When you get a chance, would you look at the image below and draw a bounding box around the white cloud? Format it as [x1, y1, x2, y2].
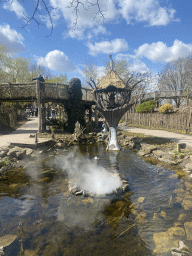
[135, 40, 192, 62]
[118, 0, 177, 26]
[129, 59, 149, 73]
[115, 53, 149, 73]
[3, 0, 26, 19]
[0, 24, 25, 52]
[88, 39, 128, 56]
[50, 0, 117, 39]
[46, 0, 177, 39]
[37, 50, 76, 73]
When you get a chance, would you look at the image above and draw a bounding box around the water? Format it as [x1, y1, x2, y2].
[0, 144, 192, 255]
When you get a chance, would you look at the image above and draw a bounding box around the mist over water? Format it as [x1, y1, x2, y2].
[56, 149, 122, 195]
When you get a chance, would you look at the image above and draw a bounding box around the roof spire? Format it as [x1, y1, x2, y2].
[109, 55, 114, 71]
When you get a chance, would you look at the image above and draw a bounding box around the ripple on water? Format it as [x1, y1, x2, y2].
[0, 146, 192, 255]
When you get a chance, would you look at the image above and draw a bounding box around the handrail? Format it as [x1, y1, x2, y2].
[0, 82, 95, 102]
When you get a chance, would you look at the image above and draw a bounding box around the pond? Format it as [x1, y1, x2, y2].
[0, 144, 192, 255]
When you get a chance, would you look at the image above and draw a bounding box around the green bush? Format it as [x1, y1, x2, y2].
[158, 103, 173, 114]
[136, 100, 156, 113]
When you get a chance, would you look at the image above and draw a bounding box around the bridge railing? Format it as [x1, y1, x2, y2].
[0, 82, 95, 102]
[82, 88, 94, 101]
[0, 82, 37, 100]
[43, 82, 69, 100]
[143, 89, 192, 101]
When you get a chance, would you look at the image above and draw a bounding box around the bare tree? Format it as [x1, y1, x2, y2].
[158, 57, 192, 108]
[1, 0, 106, 35]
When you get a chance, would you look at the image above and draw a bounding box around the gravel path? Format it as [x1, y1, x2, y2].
[118, 124, 192, 149]
[0, 117, 48, 148]
[1, 118, 192, 149]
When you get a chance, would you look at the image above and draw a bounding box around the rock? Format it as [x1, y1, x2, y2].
[24, 250, 38, 256]
[171, 241, 189, 255]
[160, 210, 167, 218]
[133, 143, 141, 150]
[56, 142, 64, 148]
[171, 252, 183, 256]
[7, 148, 18, 158]
[145, 145, 157, 154]
[16, 148, 26, 160]
[136, 212, 147, 224]
[153, 150, 166, 158]
[174, 222, 182, 227]
[137, 150, 146, 156]
[178, 214, 188, 222]
[178, 240, 189, 252]
[153, 231, 179, 254]
[153, 213, 160, 220]
[75, 190, 84, 196]
[176, 197, 183, 203]
[137, 197, 145, 203]
[167, 227, 185, 237]
[158, 158, 177, 165]
[184, 163, 192, 172]
[185, 181, 192, 190]
[25, 148, 33, 157]
[0, 234, 17, 249]
[0, 150, 8, 158]
[0, 164, 11, 175]
[131, 137, 142, 144]
[184, 222, 192, 240]
[182, 199, 192, 210]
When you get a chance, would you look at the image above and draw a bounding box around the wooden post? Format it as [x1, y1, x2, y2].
[95, 108, 98, 128]
[42, 101, 46, 132]
[8, 82, 12, 99]
[89, 106, 92, 121]
[56, 83, 58, 99]
[36, 80, 42, 133]
[187, 88, 189, 106]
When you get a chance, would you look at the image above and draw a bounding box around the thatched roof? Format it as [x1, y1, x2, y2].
[96, 70, 126, 90]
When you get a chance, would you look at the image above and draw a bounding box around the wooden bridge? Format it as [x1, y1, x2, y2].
[0, 81, 94, 102]
[0, 81, 95, 132]
[143, 89, 191, 103]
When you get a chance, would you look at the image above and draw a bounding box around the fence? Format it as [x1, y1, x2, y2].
[123, 112, 192, 132]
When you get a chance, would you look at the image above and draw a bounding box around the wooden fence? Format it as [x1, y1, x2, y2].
[123, 112, 192, 132]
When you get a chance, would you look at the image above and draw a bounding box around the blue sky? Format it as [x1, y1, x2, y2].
[1, 0, 192, 85]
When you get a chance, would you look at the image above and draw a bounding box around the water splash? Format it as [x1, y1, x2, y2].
[56, 149, 122, 195]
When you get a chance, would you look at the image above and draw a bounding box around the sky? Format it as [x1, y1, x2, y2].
[1, 0, 192, 86]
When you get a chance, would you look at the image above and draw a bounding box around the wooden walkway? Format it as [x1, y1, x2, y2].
[0, 81, 95, 133]
[0, 81, 94, 102]
[143, 89, 191, 102]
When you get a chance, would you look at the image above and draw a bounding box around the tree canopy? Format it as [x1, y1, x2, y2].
[0, 44, 67, 84]
[158, 56, 192, 107]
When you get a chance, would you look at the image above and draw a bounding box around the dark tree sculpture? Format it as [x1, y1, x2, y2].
[87, 56, 142, 150]
[66, 78, 85, 133]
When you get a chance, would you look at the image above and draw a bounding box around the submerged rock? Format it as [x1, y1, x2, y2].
[184, 222, 192, 240]
[153, 231, 179, 254]
[0, 234, 17, 254]
[171, 240, 189, 255]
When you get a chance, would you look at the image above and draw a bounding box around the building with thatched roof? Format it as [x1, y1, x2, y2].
[96, 69, 127, 92]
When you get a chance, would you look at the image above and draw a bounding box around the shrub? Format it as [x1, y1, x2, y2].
[158, 103, 173, 114]
[136, 100, 156, 113]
